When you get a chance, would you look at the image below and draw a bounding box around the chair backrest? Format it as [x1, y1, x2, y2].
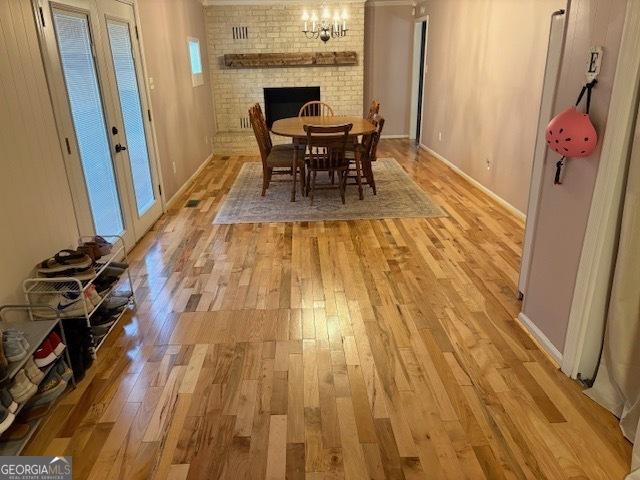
[253, 103, 273, 149]
[299, 101, 334, 118]
[362, 115, 385, 162]
[366, 100, 380, 121]
[249, 104, 271, 165]
[303, 123, 353, 169]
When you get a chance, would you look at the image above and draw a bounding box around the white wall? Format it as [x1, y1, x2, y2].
[0, 0, 79, 305]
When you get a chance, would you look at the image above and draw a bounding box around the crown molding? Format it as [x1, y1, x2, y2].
[203, 0, 367, 5]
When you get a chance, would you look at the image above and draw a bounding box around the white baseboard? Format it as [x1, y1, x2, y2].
[381, 134, 410, 139]
[517, 312, 563, 366]
[164, 152, 213, 210]
[418, 144, 526, 222]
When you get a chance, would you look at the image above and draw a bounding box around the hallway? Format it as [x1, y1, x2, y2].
[24, 140, 631, 479]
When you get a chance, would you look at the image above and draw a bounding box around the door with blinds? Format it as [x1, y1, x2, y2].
[36, 0, 162, 250]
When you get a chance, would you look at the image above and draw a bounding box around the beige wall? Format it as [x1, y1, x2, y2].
[417, 0, 565, 213]
[0, 0, 79, 304]
[137, 0, 215, 201]
[522, 0, 627, 352]
[364, 4, 414, 137]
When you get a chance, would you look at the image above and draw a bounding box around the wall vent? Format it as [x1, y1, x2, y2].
[240, 117, 251, 129]
[232, 26, 249, 40]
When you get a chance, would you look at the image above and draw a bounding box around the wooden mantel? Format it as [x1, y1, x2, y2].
[223, 51, 358, 68]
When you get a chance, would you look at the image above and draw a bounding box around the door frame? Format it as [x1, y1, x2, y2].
[561, 0, 640, 380]
[31, 0, 166, 249]
[409, 15, 428, 144]
[517, 8, 568, 298]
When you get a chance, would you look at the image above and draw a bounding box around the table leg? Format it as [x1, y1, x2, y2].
[354, 148, 364, 200]
[291, 145, 298, 202]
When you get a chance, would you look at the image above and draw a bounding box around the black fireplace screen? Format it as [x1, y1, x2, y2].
[263, 87, 320, 128]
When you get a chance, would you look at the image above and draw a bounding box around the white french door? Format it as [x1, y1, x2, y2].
[36, 0, 162, 250]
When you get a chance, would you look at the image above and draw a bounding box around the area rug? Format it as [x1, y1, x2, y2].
[214, 158, 446, 224]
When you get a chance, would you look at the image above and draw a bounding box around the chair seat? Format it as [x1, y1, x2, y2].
[266, 148, 297, 168]
[272, 143, 295, 152]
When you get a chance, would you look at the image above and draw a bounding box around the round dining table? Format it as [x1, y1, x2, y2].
[271, 116, 376, 201]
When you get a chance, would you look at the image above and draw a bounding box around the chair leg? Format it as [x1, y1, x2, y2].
[291, 148, 298, 202]
[354, 150, 364, 200]
[262, 167, 272, 196]
[339, 171, 346, 204]
[310, 170, 317, 205]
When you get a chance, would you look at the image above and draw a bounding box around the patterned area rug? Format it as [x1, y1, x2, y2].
[214, 158, 446, 224]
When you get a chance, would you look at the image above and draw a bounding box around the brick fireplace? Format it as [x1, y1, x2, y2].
[204, 1, 365, 154]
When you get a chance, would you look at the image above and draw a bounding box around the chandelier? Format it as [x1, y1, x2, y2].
[301, 4, 348, 43]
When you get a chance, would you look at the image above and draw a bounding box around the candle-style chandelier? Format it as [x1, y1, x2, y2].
[301, 4, 348, 43]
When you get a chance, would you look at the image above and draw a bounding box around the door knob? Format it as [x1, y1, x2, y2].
[115, 143, 127, 153]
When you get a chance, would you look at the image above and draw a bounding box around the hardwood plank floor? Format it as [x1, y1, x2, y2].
[26, 140, 631, 479]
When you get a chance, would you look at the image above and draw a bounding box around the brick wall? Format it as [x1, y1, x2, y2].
[205, 2, 365, 139]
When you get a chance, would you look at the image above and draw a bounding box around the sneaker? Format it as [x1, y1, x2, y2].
[78, 236, 112, 261]
[0, 404, 15, 436]
[4, 330, 30, 351]
[91, 324, 114, 337]
[35, 290, 88, 318]
[34, 340, 57, 368]
[0, 388, 18, 414]
[28, 372, 67, 407]
[9, 370, 37, 404]
[47, 332, 66, 357]
[0, 421, 30, 441]
[54, 361, 73, 384]
[24, 357, 44, 384]
[85, 285, 102, 307]
[2, 333, 28, 363]
[100, 296, 129, 313]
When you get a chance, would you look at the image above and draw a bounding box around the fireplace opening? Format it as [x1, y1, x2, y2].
[264, 87, 320, 129]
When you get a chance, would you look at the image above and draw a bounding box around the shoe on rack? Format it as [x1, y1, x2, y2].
[0, 404, 16, 436]
[4, 329, 30, 351]
[28, 371, 67, 407]
[91, 312, 118, 327]
[100, 296, 130, 313]
[35, 290, 88, 319]
[0, 388, 18, 414]
[85, 285, 102, 307]
[78, 236, 112, 261]
[37, 249, 94, 278]
[2, 332, 28, 363]
[108, 261, 128, 270]
[9, 370, 37, 404]
[54, 360, 73, 384]
[34, 340, 57, 368]
[24, 357, 45, 384]
[91, 324, 114, 338]
[46, 332, 66, 357]
[0, 421, 30, 441]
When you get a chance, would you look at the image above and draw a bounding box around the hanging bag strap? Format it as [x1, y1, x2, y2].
[575, 79, 598, 114]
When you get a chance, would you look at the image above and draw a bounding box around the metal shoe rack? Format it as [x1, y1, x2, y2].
[22, 235, 136, 356]
[0, 305, 76, 455]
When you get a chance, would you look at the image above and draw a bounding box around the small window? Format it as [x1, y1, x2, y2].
[188, 37, 203, 86]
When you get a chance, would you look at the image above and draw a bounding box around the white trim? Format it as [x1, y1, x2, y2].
[561, 0, 640, 379]
[165, 153, 213, 209]
[381, 134, 409, 139]
[204, 0, 366, 5]
[518, 313, 563, 365]
[419, 144, 526, 221]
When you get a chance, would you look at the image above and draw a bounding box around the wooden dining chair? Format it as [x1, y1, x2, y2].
[249, 104, 304, 196]
[366, 100, 380, 121]
[252, 103, 295, 153]
[303, 123, 353, 205]
[299, 101, 334, 118]
[346, 115, 385, 195]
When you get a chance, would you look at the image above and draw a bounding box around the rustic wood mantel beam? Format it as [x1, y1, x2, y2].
[223, 51, 358, 68]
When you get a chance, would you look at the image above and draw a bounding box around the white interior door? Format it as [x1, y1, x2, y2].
[36, 0, 162, 250]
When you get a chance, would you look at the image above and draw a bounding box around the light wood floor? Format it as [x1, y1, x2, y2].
[26, 140, 631, 479]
